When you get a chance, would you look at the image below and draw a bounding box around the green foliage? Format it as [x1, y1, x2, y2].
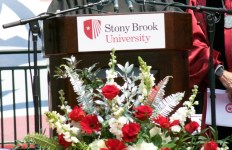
[24, 133, 63, 150]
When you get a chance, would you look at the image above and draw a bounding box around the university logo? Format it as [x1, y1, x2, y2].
[83, 19, 101, 39]
[225, 103, 232, 113]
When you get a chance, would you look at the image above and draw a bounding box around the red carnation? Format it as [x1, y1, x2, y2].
[184, 121, 199, 134]
[134, 105, 153, 120]
[58, 134, 72, 149]
[102, 84, 119, 100]
[153, 115, 180, 130]
[203, 141, 218, 150]
[69, 106, 86, 122]
[100, 139, 127, 150]
[80, 114, 101, 134]
[122, 122, 140, 142]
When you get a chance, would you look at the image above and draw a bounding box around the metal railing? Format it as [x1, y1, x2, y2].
[0, 51, 49, 148]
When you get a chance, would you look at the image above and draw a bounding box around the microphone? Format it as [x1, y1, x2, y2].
[100, 0, 111, 4]
[126, 0, 134, 12]
[113, 0, 119, 12]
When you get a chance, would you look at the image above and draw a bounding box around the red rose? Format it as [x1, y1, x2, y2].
[69, 106, 86, 122]
[80, 114, 101, 134]
[160, 148, 171, 150]
[203, 141, 218, 150]
[100, 139, 127, 150]
[58, 134, 72, 149]
[122, 122, 140, 142]
[102, 84, 119, 100]
[184, 121, 199, 134]
[153, 115, 179, 130]
[134, 105, 153, 120]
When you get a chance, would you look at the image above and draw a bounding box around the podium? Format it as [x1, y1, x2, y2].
[42, 12, 192, 111]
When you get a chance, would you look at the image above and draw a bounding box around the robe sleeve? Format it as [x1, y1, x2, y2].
[187, 0, 222, 89]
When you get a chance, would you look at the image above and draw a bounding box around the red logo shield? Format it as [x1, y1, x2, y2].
[83, 19, 101, 39]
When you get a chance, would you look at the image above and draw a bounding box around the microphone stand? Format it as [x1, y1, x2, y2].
[136, 0, 232, 128]
[2, 0, 111, 133]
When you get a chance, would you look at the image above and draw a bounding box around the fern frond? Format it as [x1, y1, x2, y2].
[152, 76, 173, 104]
[25, 133, 62, 150]
[155, 92, 185, 117]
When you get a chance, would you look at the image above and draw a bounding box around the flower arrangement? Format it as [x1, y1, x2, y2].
[24, 50, 232, 150]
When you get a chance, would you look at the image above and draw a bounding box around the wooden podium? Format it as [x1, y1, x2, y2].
[42, 12, 192, 111]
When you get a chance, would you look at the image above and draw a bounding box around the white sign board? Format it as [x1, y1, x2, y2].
[77, 13, 165, 52]
[206, 89, 232, 127]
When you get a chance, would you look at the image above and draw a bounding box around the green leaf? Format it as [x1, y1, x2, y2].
[151, 134, 162, 147]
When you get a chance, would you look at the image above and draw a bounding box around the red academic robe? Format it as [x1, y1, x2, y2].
[187, 0, 232, 128]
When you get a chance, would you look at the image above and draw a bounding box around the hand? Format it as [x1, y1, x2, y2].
[219, 70, 232, 101]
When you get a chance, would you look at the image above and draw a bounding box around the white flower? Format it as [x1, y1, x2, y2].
[106, 69, 117, 83]
[63, 124, 71, 131]
[113, 107, 124, 117]
[218, 145, 229, 150]
[63, 132, 71, 142]
[171, 125, 181, 133]
[127, 141, 158, 150]
[71, 136, 79, 143]
[60, 115, 67, 122]
[127, 145, 137, 150]
[149, 127, 171, 144]
[89, 139, 106, 150]
[183, 101, 191, 107]
[118, 116, 129, 125]
[170, 107, 188, 125]
[149, 126, 161, 137]
[139, 141, 158, 150]
[109, 116, 129, 139]
[70, 126, 80, 135]
[194, 101, 199, 105]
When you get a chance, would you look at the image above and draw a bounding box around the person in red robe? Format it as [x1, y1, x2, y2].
[187, 0, 232, 148]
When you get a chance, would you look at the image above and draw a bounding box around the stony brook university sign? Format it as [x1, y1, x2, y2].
[77, 13, 165, 52]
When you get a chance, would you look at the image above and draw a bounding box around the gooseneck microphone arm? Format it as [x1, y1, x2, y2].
[2, 0, 111, 29]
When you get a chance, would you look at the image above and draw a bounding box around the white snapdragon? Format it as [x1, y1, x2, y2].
[89, 139, 106, 150]
[109, 116, 129, 140]
[170, 107, 188, 125]
[70, 126, 80, 135]
[60, 104, 72, 113]
[113, 107, 124, 117]
[106, 69, 117, 84]
[55, 122, 64, 134]
[149, 126, 162, 137]
[127, 141, 158, 150]
[59, 124, 80, 143]
[194, 101, 199, 105]
[59, 115, 67, 122]
[63, 132, 71, 142]
[45, 111, 66, 129]
[70, 136, 79, 143]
